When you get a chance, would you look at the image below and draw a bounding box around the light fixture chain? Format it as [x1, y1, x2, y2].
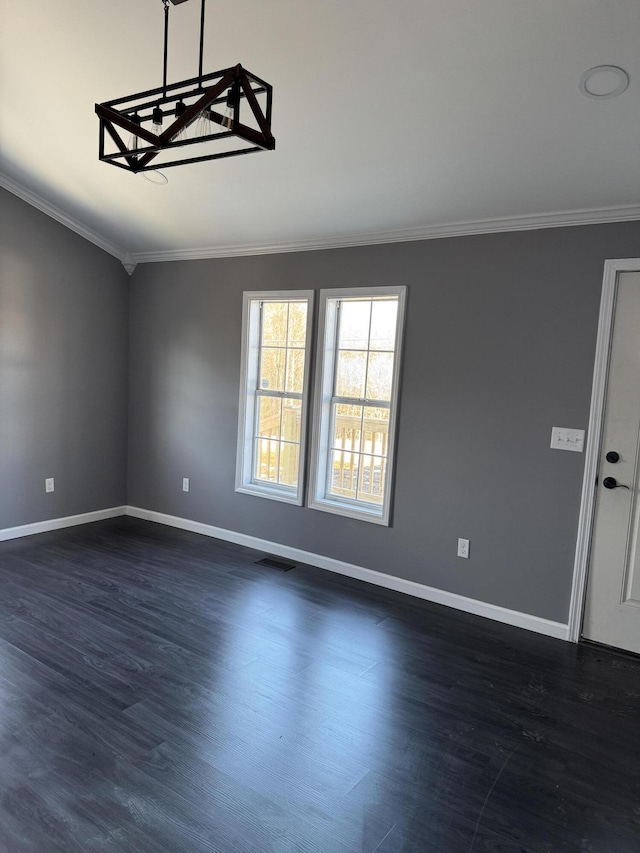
[198, 0, 207, 84]
[163, 0, 170, 97]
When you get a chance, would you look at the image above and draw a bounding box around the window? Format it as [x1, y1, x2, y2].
[308, 286, 406, 525]
[236, 291, 314, 504]
[236, 285, 406, 524]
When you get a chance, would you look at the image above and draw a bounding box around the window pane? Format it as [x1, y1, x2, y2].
[254, 436, 280, 482]
[256, 396, 282, 437]
[260, 347, 285, 392]
[282, 398, 302, 443]
[262, 302, 288, 346]
[370, 299, 398, 351]
[366, 351, 394, 401]
[329, 449, 358, 499]
[328, 449, 386, 503]
[285, 348, 305, 394]
[358, 455, 386, 504]
[279, 442, 300, 487]
[332, 403, 362, 453]
[287, 302, 308, 348]
[363, 407, 389, 457]
[338, 300, 371, 350]
[336, 350, 366, 398]
[254, 397, 301, 487]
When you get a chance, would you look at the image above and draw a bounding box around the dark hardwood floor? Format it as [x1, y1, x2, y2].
[0, 518, 638, 852]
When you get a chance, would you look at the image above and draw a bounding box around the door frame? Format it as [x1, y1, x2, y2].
[568, 258, 640, 643]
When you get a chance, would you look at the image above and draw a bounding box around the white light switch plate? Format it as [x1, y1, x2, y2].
[550, 427, 585, 452]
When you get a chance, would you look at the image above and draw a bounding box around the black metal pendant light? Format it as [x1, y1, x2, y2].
[95, 0, 275, 174]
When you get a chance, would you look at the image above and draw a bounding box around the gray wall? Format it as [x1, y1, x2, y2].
[0, 188, 129, 528]
[4, 184, 637, 624]
[128, 222, 640, 624]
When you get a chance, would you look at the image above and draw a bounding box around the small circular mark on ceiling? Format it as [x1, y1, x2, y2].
[579, 65, 629, 99]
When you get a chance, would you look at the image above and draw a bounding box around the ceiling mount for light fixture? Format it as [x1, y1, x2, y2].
[579, 65, 630, 99]
[95, 0, 275, 174]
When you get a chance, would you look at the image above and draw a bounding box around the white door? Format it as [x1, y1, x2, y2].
[583, 270, 640, 654]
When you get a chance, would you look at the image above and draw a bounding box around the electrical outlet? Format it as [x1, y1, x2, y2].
[45, 477, 55, 493]
[182, 477, 190, 492]
[457, 538, 469, 559]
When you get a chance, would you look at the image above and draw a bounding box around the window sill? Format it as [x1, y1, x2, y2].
[308, 496, 390, 525]
[236, 483, 303, 506]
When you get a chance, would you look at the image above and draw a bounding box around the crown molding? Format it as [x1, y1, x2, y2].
[2, 170, 638, 268]
[0, 173, 126, 264]
[131, 204, 640, 264]
[121, 254, 138, 276]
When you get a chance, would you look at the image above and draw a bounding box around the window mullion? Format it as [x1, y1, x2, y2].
[356, 301, 375, 502]
[331, 301, 342, 399]
[250, 301, 264, 486]
[283, 301, 291, 395]
[361, 300, 373, 402]
[326, 301, 342, 498]
[255, 301, 264, 393]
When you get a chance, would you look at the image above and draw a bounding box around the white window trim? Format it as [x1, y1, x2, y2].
[236, 290, 314, 505]
[307, 285, 406, 525]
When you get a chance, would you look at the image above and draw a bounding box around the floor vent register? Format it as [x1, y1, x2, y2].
[255, 556, 297, 572]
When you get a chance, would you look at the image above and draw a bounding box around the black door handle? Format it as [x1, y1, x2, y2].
[606, 451, 620, 463]
[603, 477, 630, 490]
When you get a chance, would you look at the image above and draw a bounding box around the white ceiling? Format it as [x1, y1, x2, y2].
[1, 0, 639, 264]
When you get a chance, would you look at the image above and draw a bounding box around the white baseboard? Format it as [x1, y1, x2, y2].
[125, 506, 570, 641]
[0, 504, 569, 641]
[0, 506, 127, 542]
